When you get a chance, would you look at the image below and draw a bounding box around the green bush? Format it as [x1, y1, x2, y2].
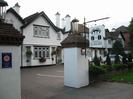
[89, 64, 106, 82]
[127, 62, 133, 69]
[112, 64, 127, 70]
[100, 64, 111, 71]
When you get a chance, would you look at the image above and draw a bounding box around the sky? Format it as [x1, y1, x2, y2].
[5, 0, 133, 30]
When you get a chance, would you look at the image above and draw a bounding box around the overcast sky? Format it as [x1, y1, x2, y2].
[5, 0, 133, 30]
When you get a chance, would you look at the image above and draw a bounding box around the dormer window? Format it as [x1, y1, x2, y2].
[33, 25, 49, 38]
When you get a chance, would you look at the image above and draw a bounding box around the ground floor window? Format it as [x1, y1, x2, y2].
[34, 46, 50, 59]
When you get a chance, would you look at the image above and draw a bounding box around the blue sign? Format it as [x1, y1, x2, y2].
[2, 53, 12, 68]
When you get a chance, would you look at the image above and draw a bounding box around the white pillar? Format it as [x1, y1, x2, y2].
[64, 47, 89, 88]
[0, 46, 21, 99]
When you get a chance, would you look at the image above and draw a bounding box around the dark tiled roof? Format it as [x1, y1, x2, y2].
[61, 33, 89, 48]
[6, 8, 24, 24]
[0, 22, 24, 45]
[105, 31, 125, 41]
[115, 26, 128, 32]
[78, 24, 89, 33]
[22, 11, 62, 32]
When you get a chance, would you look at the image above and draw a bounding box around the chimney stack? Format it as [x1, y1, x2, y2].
[55, 12, 60, 28]
[13, 2, 20, 14]
[65, 14, 71, 32]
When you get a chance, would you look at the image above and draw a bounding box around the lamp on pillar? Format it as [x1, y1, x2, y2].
[0, 0, 8, 22]
[71, 18, 79, 33]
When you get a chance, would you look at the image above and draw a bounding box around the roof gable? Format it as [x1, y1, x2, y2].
[116, 25, 128, 33]
[105, 31, 125, 41]
[22, 11, 62, 32]
[6, 8, 24, 24]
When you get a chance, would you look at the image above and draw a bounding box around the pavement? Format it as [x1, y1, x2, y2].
[21, 65, 133, 99]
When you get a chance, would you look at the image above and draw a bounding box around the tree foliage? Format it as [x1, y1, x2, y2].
[106, 53, 111, 66]
[93, 53, 100, 66]
[112, 40, 125, 56]
[128, 18, 133, 52]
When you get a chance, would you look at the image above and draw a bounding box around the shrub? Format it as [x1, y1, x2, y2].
[93, 54, 100, 66]
[127, 62, 133, 69]
[105, 54, 111, 66]
[89, 64, 106, 82]
[101, 64, 111, 71]
[112, 63, 127, 71]
[114, 55, 120, 64]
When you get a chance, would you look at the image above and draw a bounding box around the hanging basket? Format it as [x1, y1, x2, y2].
[39, 57, 46, 62]
[26, 50, 32, 57]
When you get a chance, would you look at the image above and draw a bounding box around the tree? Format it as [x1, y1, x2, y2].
[128, 18, 133, 52]
[114, 54, 120, 64]
[106, 53, 111, 66]
[112, 40, 125, 56]
[93, 52, 100, 66]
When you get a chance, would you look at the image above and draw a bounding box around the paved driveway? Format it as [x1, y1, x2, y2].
[21, 65, 133, 99]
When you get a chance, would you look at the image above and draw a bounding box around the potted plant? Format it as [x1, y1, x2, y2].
[26, 49, 32, 57]
[39, 57, 46, 62]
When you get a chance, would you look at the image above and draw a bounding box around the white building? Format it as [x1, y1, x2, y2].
[5, 3, 64, 67]
[88, 25, 125, 62]
[22, 11, 63, 66]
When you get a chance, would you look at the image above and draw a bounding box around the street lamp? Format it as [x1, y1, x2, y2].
[0, 0, 8, 22]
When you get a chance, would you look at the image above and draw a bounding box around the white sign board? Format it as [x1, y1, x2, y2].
[89, 25, 105, 48]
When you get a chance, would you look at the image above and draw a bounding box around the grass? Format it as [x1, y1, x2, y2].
[107, 71, 133, 83]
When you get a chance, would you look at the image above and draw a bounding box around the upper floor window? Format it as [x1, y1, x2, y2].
[91, 36, 94, 40]
[98, 35, 101, 40]
[33, 25, 49, 38]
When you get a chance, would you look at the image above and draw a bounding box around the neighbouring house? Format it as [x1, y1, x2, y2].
[5, 3, 24, 32]
[115, 25, 130, 53]
[5, 3, 64, 67]
[88, 25, 125, 62]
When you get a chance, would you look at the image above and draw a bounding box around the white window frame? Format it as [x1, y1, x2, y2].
[33, 25, 49, 38]
[34, 46, 50, 59]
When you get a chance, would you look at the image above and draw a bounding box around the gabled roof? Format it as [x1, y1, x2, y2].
[115, 26, 128, 33]
[105, 30, 125, 41]
[78, 24, 89, 33]
[22, 11, 62, 32]
[0, 22, 24, 45]
[6, 8, 24, 24]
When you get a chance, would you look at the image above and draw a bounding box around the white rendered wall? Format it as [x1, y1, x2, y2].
[23, 16, 62, 46]
[0, 46, 21, 99]
[64, 48, 89, 88]
[5, 12, 23, 32]
[22, 16, 63, 66]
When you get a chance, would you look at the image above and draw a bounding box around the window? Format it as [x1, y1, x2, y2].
[98, 35, 101, 40]
[33, 25, 49, 38]
[91, 36, 94, 40]
[34, 46, 50, 59]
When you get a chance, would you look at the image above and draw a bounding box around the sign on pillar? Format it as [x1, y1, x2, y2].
[2, 53, 12, 68]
